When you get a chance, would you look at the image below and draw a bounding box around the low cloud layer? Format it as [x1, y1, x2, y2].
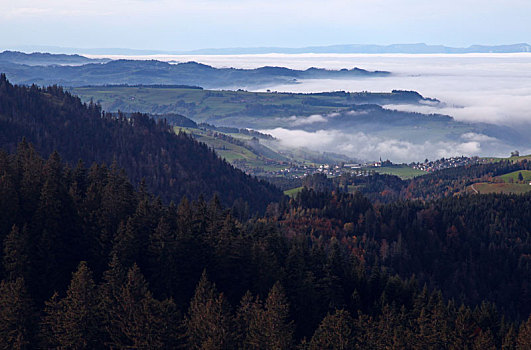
[288, 114, 327, 126]
[153, 53, 531, 127]
[262, 128, 515, 163]
[85, 53, 531, 160]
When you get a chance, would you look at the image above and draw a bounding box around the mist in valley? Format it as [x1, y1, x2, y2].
[82, 53, 531, 162]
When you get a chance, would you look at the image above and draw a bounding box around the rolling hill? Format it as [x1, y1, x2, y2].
[0, 58, 388, 89]
[0, 50, 109, 66]
[68, 85, 528, 158]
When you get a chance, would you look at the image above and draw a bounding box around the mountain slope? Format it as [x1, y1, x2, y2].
[0, 59, 388, 89]
[0, 50, 108, 66]
[0, 74, 282, 212]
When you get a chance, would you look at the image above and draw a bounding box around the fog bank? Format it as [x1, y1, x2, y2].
[262, 128, 518, 163]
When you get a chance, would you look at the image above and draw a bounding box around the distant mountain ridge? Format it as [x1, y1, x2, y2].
[182, 43, 531, 55]
[0, 50, 109, 66]
[5, 43, 531, 55]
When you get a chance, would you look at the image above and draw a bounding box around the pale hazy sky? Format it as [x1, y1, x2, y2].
[1, 0, 530, 50]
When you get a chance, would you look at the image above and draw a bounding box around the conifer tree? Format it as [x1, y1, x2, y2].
[502, 325, 517, 350]
[308, 309, 355, 350]
[247, 282, 294, 350]
[2, 225, 30, 281]
[112, 218, 140, 269]
[40, 262, 101, 349]
[99, 253, 127, 347]
[184, 271, 235, 349]
[0, 171, 18, 239]
[375, 304, 408, 349]
[473, 329, 496, 350]
[40, 292, 61, 348]
[452, 304, 475, 350]
[14, 140, 43, 223]
[517, 315, 531, 350]
[206, 194, 224, 235]
[148, 216, 178, 298]
[34, 152, 84, 298]
[235, 291, 259, 349]
[0, 278, 35, 349]
[107, 264, 177, 349]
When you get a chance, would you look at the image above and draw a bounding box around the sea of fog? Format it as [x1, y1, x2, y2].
[88, 53, 531, 161]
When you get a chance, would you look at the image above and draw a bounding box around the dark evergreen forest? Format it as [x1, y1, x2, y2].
[0, 74, 282, 214]
[0, 75, 530, 349]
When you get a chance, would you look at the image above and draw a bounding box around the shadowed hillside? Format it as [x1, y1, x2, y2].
[0, 74, 282, 213]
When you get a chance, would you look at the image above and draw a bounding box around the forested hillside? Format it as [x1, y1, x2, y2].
[0, 75, 530, 348]
[0, 74, 282, 213]
[0, 146, 530, 349]
[277, 188, 531, 320]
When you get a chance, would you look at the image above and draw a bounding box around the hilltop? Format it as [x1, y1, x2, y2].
[0, 57, 388, 89]
[0, 50, 108, 66]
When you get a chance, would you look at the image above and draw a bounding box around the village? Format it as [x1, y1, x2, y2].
[246, 159, 389, 179]
[411, 156, 481, 172]
[243, 155, 488, 179]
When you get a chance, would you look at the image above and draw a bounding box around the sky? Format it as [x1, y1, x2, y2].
[1, 0, 530, 51]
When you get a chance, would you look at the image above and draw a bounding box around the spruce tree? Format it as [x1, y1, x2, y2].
[235, 291, 259, 349]
[247, 282, 293, 350]
[148, 216, 178, 298]
[184, 271, 235, 349]
[107, 264, 177, 349]
[308, 309, 355, 350]
[14, 140, 43, 223]
[40, 262, 101, 349]
[0, 278, 35, 349]
[502, 325, 517, 350]
[2, 225, 30, 281]
[99, 253, 127, 347]
[473, 329, 496, 350]
[517, 315, 531, 350]
[0, 171, 18, 240]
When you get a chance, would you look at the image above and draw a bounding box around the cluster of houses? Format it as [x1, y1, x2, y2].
[411, 156, 480, 172]
[267, 163, 344, 178]
[242, 156, 485, 179]
[259, 161, 384, 179]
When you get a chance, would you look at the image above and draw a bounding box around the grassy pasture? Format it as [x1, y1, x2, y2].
[362, 165, 426, 179]
[471, 182, 531, 195]
[284, 186, 304, 197]
[498, 170, 531, 183]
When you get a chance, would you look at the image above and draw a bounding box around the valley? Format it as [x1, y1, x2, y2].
[3, 0, 531, 347]
[69, 85, 526, 164]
